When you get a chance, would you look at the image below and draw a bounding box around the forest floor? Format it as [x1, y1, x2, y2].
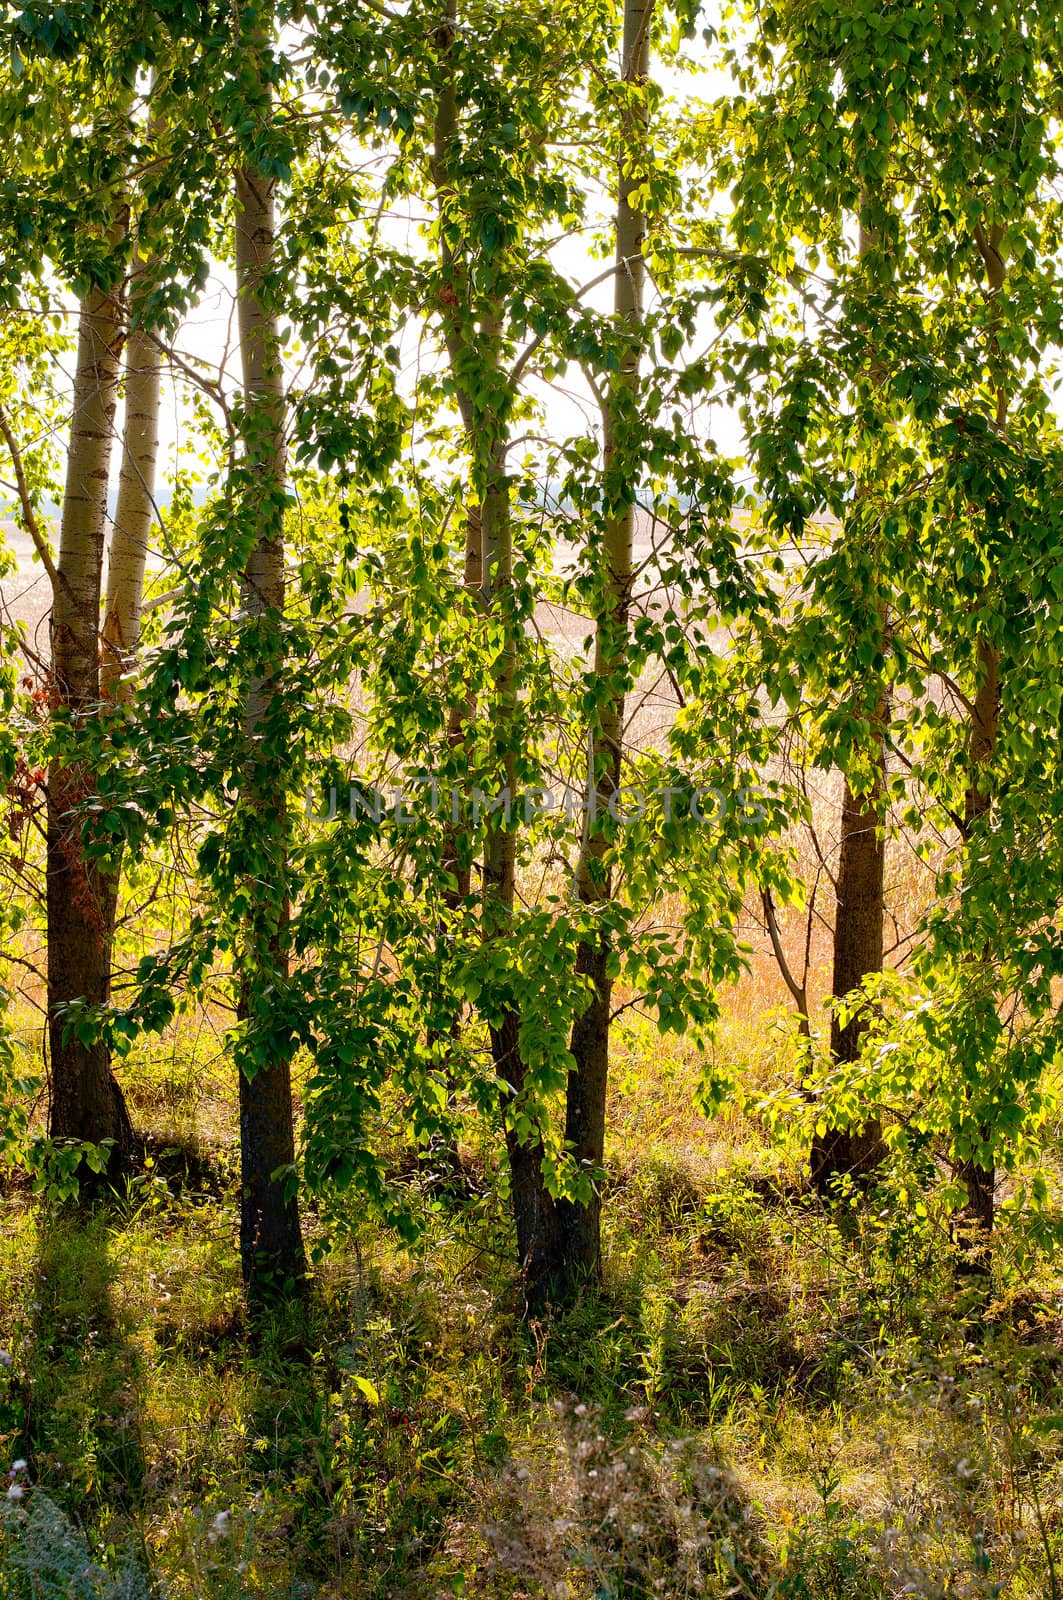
[2, 1006, 1063, 1599]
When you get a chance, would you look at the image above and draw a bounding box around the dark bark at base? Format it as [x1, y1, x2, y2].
[46, 774, 134, 1175]
[238, 1046, 306, 1307]
[556, 936, 611, 1296]
[809, 1123, 885, 1197]
[812, 771, 886, 1198]
[954, 1156, 995, 1280]
[493, 1011, 564, 1311]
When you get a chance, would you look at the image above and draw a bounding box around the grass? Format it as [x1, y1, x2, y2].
[1, 1011, 1063, 1599]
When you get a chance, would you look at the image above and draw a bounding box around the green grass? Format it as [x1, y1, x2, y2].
[1, 1021, 1063, 1599]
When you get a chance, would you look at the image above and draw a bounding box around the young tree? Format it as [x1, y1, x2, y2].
[46, 212, 138, 1161]
[723, 0, 1061, 1255]
[423, 0, 570, 1298]
[296, 0, 759, 1305]
[230, 12, 306, 1299]
[951, 223, 1006, 1256]
[0, 26, 197, 1178]
[809, 207, 890, 1199]
[557, 0, 653, 1288]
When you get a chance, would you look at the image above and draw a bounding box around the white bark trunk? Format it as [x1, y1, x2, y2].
[101, 253, 162, 703]
[48, 230, 135, 1158]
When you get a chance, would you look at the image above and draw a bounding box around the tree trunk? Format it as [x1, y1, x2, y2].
[47, 254, 135, 1167]
[954, 224, 1006, 1272]
[93, 227, 166, 1020]
[233, 126, 306, 1301]
[556, 0, 652, 1293]
[441, 502, 483, 912]
[810, 209, 888, 1199]
[423, 502, 483, 1182]
[429, 0, 563, 1303]
[480, 458, 564, 1306]
[810, 757, 887, 1195]
[431, 0, 478, 942]
[956, 635, 999, 1266]
[101, 257, 162, 703]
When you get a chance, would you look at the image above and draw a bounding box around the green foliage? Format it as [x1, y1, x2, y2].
[22, 1138, 115, 1203]
[1, 4, 1063, 1590]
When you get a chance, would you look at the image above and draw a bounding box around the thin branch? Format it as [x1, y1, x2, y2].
[141, 584, 186, 615]
[507, 260, 628, 388]
[145, 332, 236, 449]
[802, 868, 819, 992]
[352, 0, 403, 21]
[883, 733, 968, 837]
[0, 403, 61, 595]
[0, 947, 47, 985]
[761, 885, 811, 1036]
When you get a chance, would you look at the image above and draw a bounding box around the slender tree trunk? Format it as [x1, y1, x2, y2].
[429, 0, 563, 1302]
[956, 635, 999, 1261]
[556, 0, 652, 1293]
[481, 458, 565, 1305]
[441, 502, 483, 912]
[101, 260, 162, 704]
[810, 214, 888, 1198]
[47, 248, 135, 1165]
[430, 0, 478, 941]
[424, 503, 483, 1180]
[94, 230, 165, 1001]
[954, 224, 1006, 1270]
[233, 122, 305, 1301]
[810, 752, 887, 1194]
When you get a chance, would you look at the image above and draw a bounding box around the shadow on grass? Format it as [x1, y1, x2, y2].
[0, 1150, 942, 1599]
[511, 1163, 854, 1428]
[20, 1209, 147, 1515]
[4, 1194, 330, 1594]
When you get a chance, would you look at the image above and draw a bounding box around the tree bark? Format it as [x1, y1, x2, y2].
[956, 635, 999, 1264]
[556, 0, 652, 1293]
[954, 224, 1006, 1270]
[480, 454, 565, 1306]
[93, 210, 166, 1037]
[101, 255, 162, 703]
[441, 504, 482, 910]
[47, 248, 136, 1166]
[810, 213, 888, 1199]
[233, 125, 306, 1301]
[810, 759, 887, 1194]
[429, 0, 564, 1304]
[423, 501, 482, 1181]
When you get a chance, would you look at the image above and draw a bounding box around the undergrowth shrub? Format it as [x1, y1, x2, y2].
[0, 1485, 152, 1599]
[439, 1399, 768, 1598]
